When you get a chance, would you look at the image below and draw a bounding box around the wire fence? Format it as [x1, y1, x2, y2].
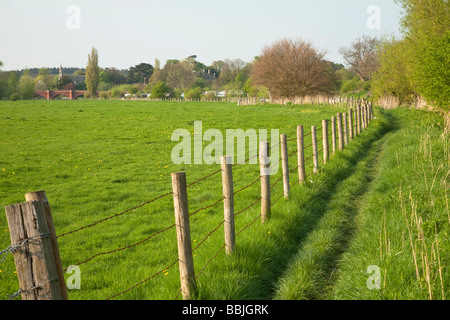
[2, 103, 374, 300]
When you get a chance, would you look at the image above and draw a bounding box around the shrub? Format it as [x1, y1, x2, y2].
[111, 87, 123, 99]
[151, 81, 171, 99]
[99, 91, 110, 100]
[9, 93, 19, 101]
[184, 87, 202, 100]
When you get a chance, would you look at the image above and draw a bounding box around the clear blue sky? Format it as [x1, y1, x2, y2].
[0, 0, 403, 71]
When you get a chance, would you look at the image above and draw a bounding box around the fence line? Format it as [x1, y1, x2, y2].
[3, 102, 374, 300]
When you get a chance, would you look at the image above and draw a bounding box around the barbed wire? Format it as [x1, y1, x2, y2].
[1, 232, 51, 264]
[287, 149, 298, 158]
[271, 173, 284, 189]
[106, 257, 179, 300]
[64, 223, 176, 271]
[233, 175, 261, 195]
[234, 197, 262, 217]
[271, 191, 285, 207]
[189, 196, 225, 218]
[57, 191, 174, 238]
[186, 169, 222, 188]
[236, 213, 262, 237]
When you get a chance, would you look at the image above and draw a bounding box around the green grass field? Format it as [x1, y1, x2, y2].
[0, 100, 448, 300]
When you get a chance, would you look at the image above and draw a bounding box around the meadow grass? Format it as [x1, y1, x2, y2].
[330, 108, 449, 300]
[269, 107, 449, 300]
[0, 99, 347, 300]
[1, 100, 446, 300]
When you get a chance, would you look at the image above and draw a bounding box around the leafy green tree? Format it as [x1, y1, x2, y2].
[372, 37, 417, 105]
[105, 68, 126, 85]
[75, 81, 87, 90]
[0, 78, 7, 99]
[7, 71, 19, 95]
[19, 69, 35, 99]
[99, 70, 111, 83]
[86, 47, 100, 97]
[184, 87, 202, 100]
[165, 59, 179, 65]
[151, 81, 171, 98]
[243, 78, 270, 98]
[393, 0, 449, 109]
[128, 63, 154, 84]
[111, 87, 124, 99]
[0, 61, 6, 98]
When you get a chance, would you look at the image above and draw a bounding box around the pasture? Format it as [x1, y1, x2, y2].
[0, 100, 448, 300]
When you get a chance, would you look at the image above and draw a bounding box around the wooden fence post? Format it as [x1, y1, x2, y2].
[260, 141, 271, 223]
[5, 200, 63, 300]
[221, 156, 235, 255]
[312, 126, 319, 174]
[171, 172, 196, 300]
[23, 191, 68, 300]
[366, 103, 370, 126]
[322, 120, 329, 163]
[370, 102, 374, 120]
[297, 125, 306, 184]
[337, 113, 344, 151]
[349, 108, 354, 141]
[280, 134, 290, 198]
[343, 112, 348, 146]
[331, 116, 336, 154]
[361, 103, 366, 130]
[357, 104, 362, 134]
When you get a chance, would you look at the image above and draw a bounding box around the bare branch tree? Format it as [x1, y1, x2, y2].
[250, 38, 335, 99]
[339, 35, 380, 81]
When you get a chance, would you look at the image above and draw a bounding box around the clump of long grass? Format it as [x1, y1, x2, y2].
[396, 187, 445, 300]
[384, 123, 449, 300]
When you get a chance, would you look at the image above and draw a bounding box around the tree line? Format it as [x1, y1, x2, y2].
[0, 0, 447, 109]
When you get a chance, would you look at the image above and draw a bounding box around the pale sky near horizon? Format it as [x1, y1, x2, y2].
[0, 0, 404, 71]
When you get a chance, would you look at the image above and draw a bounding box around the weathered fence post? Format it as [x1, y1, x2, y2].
[361, 103, 366, 130]
[5, 200, 64, 300]
[357, 104, 362, 134]
[349, 108, 354, 141]
[337, 113, 344, 151]
[343, 112, 349, 146]
[297, 125, 306, 184]
[221, 156, 235, 255]
[322, 120, 329, 163]
[260, 141, 271, 223]
[331, 116, 336, 154]
[23, 191, 68, 300]
[280, 134, 290, 198]
[366, 103, 370, 126]
[171, 172, 196, 300]
[312, 126, 319, 174]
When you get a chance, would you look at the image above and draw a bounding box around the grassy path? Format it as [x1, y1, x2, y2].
[272, 108, 449, 300]
[272, 110, 394, 300]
